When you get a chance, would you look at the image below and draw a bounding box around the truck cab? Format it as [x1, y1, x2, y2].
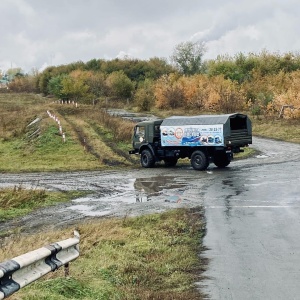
[129, 119, 163, 154]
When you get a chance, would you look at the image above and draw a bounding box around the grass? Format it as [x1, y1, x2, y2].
[252, 117, 300, 143]
[234, 145, 256, 159]
[2, 208, 207, 300]
[0, 93, 134, 172]
[0, 186, 88, 222]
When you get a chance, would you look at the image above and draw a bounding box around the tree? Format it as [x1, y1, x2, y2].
[171, 41, 206, 75]
[154, 73, 184, 109]
[106, 71, 135, 99]
[86, 72, 108, 104]
[6, 67, 23, 79]
[47, 74, 69, 99]
[85, 59, 101, 71]
[8, 75, 37, 93]
[61, 75, 90, 102]
[37, 69, 52, 95]
[134, 79, 155, 111]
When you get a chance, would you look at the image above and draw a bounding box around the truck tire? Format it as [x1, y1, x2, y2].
[191, 150, 209, 171]
[164, 158, 178, 167]
[141, 149, 155, 168]
[214, 152, 230, 168]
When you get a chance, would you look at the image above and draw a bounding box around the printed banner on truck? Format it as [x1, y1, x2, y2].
[160, 124, 224, 147]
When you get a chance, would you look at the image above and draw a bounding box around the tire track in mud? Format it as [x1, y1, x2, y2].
[55, 108, 132, 167]
[68, 117, 127, 167]
[87, 121, 138, 164]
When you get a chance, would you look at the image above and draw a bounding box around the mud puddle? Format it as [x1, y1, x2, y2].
[65, 175, 188, 217]
[0, 173, 199, 236]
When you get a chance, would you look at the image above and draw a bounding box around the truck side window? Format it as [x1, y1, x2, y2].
[135, 126, 145, 137]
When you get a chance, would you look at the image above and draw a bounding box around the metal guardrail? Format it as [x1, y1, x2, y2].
[0, 231, 80, 299]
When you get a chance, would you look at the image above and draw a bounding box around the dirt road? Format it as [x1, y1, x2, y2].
[1, 136, 300, 299]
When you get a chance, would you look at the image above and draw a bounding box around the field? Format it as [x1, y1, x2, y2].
[0, 93, 259, 173]
[0, 93, 136, 172]
[1, 93, 300, 299]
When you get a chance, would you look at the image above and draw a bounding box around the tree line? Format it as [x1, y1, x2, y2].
[5, 42, 300, 118]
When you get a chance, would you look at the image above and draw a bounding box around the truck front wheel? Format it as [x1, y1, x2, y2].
[141, 149, 155, 168]
[191, 150, 209, 171]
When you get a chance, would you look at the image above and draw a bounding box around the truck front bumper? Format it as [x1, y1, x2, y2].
[129, 150, 137, 155]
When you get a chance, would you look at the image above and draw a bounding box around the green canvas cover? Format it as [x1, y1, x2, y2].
[161, 113, 242, 126]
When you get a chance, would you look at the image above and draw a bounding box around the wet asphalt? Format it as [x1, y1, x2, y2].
[200, 137, 300, 299]
[0, 136, 300, 299]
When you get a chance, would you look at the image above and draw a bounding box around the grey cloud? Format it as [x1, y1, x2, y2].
[1, 0, 300, 72]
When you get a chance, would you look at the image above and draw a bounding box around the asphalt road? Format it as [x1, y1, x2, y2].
[1, 136, 300, 299]
[200, 137, 300, 299]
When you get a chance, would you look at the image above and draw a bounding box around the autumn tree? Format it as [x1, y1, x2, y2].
[61, 71, 90, 102]
[154, 73, 184, 109]
[8, 75, 37, 93]
[209, 76, 245, 113]
[269, 70, 300, 118]
[178, 75, 210, 110]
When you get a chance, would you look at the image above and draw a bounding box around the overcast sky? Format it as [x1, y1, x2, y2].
[1, 0, 300, 73]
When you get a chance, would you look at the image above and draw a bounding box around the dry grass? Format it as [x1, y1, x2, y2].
[2, 208, 207, 300]
[252, 117, 300, 143]
[0, 186, 46, 209]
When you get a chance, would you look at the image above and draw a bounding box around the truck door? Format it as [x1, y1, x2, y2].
[133, 125, 146, 150]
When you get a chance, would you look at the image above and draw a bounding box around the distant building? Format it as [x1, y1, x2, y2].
[0, 79, 9, 89]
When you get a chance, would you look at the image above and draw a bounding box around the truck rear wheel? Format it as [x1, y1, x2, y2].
[191, 150, 209, 171]
[214, 152, 230, 168]
[141, 149, 155, 168]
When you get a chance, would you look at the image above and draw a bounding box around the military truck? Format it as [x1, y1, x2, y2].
[129, 113, 252, 170]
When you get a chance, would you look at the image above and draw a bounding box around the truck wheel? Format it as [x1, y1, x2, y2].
[191, 150, 209, 171]
[164, 158, 178, 167]
[214, 152, 230, 168]
[141, 149, 155, 168]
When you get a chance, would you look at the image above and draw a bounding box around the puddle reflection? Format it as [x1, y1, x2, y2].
[66, 176, 189, 216]
[134, 176, 186, 202]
